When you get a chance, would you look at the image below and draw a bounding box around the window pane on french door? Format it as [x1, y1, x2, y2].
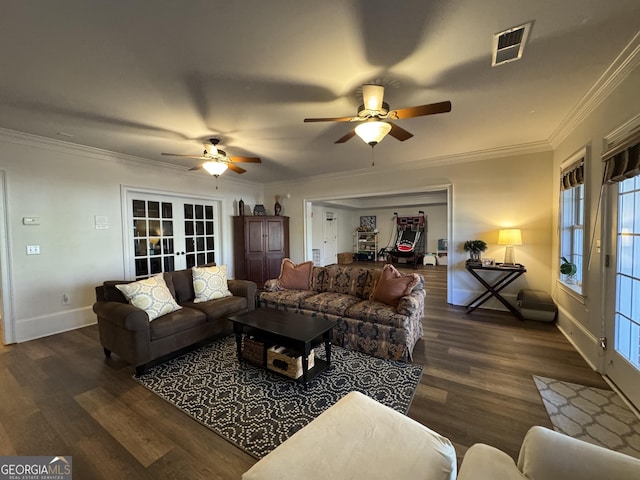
[615, 175, 640, 368]
[184, 202, 216, 268]
[133, 200, 175, 279]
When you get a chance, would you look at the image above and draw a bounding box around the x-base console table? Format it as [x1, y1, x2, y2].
[465, 263, 526, 320]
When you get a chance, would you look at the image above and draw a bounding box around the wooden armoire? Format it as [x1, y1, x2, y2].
[232, 216, 289, 287]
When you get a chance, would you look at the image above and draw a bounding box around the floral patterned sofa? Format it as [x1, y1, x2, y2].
[259, 263, 425, 361]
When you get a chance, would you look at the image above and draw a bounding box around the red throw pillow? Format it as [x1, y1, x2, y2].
[278, 259, 313, 290]
[370, 264, 420, 307]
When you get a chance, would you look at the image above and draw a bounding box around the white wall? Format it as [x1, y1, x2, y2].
[551, 64, 640, 371]
[265, 149, 554, 308]
[0, 130, 264, 342]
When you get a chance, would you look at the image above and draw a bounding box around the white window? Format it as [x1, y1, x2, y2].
[559, 148, 586, 292]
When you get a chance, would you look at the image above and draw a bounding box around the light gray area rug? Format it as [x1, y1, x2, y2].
[533, 375, 640, 458]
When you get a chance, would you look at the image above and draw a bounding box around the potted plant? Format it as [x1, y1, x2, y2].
[464, 240, 487, 263]
[560, 256, 577, 284]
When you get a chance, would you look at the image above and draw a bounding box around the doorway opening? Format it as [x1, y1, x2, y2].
[304, 185, 453, 304]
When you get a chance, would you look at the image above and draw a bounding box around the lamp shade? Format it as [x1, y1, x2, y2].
[202, 161, 228, 176]
[498, 229, 522, 246]
[355, 121, 391, 146]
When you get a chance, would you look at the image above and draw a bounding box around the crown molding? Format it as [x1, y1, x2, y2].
[265, 140, 552, 188]
[549, 30, 640, 148]
[0, 128, 262, 188]
[0, 127, 167, 167]
[603, 112, 640, 150]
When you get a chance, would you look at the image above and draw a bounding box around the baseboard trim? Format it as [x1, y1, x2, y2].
[15, 306, 96, 343]
[555, 305, 602, 372]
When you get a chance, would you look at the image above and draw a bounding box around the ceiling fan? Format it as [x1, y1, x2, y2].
[161, 138, 261, 176]
[304, 84, 451, 147]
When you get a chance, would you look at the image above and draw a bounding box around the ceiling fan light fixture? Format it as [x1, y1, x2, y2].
[362, 84, 385, 111]
[204, 144, 218, 156]
[202, 161, 228, 176]
[355, 121, 391, 146]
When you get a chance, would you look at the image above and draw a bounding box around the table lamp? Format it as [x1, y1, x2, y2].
[498, 229, 522, 265]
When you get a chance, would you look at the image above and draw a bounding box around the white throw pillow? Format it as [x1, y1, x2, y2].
[115, 274, 182, 321]
[192, 265, 232, 303]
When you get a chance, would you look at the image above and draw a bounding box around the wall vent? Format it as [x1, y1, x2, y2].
[492, 22, 532, 67]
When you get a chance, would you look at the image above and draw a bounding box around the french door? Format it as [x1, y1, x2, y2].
[604, 174, 640, 409]
[124, 191, 221, 279]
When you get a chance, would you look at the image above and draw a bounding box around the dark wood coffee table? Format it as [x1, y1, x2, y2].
[229, 308, 336, 388]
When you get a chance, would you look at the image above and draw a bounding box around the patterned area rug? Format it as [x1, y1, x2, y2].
[533, 375, 640, 458]
[135, 336, 423, 458]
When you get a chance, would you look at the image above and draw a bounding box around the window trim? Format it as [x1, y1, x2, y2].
[558, 146, 589, 294]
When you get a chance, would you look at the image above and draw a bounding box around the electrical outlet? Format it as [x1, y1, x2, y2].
[61, 293, 70, 306]
[26, 245, 40, 255]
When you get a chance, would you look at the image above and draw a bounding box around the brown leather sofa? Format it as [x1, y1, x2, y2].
[93, 267, 256, 375]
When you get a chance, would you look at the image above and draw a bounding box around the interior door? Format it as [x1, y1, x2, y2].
[125, 191, 220, 279]
[322, 211, 337, 266]
[603, 175, 640, 409]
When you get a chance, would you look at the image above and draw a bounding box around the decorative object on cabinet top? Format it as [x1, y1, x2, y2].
[359, 215, 376, 231]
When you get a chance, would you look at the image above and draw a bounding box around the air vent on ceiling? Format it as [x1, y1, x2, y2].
[492, 22, 532, 67]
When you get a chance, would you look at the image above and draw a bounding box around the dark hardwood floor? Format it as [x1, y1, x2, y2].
[0, 264, 609, 478]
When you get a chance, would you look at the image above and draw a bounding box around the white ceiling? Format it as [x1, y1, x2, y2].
[1, 1, 639, 183]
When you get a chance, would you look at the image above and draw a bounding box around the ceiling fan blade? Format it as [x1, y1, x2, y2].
[388, 122, 414, 141]
[304, 116, 354, 123]
[362, 84, 384, 111]
[392, 101, 452, 119]
[227, 163, 246, 174]
[188, 165, 203, 171]
[335, 130, 356, 144]
[229, 156, 262, 163]
[162, 153, 207, 159]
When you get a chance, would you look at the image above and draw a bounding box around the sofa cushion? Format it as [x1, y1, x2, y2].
[322, 266, 375, 299]
[310, 267, 325, 292]
[182, 295, 248, 322]
[344, 300, 408, 328]
[105, 278, 179, 303]
[149, 307, 207, 340]
[370, 264, 420, 307]
[278, 259, 313, 290]
[260, 290, 318, 309]
[192, 265, 232, 303]
[242, 391, 457, 480]
[300, 292, 360, 317]
[103, 280, 132, 303]
[115, 274, 182, 321]
[170, 268, 197, 304]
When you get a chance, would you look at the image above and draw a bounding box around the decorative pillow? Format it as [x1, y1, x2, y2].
[115, 274, 182, 321]
[192, 265, 232, 303]
[370, 264, 420, 307]
[278, 258, 313, 290]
